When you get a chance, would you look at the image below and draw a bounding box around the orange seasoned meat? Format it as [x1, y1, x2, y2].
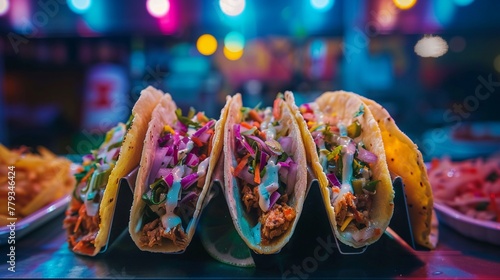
[140, 218, 188, 248]
[260, 203, 296, 244]
[63, 199, 100, 255]
[241, 185, 259, 212]
[335, 192, 370, 230]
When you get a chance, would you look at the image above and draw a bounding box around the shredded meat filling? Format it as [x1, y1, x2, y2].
[335, 192, 370, 230]
[241, 184, 259, 213]
[240, 183, 295, 243]
[139, 218, 188, 248]
[63, 200, 100, 255]
[260, 203, 296, 244]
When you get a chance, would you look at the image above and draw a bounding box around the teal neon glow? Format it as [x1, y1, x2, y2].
[310, 0, 334, 11]
[224, 31, 245, 52]
[67, 0, 91, 14]
[453, 0, 474, 6]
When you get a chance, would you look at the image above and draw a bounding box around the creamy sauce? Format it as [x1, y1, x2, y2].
[178, 141, 194, 159]
[310, 102, 324, 124]
[308, 102, 378, 244]
[319, 153, 328, 171]
[257, 160, 280, 212]
[338, 137, 354, 197]
[161, 166, 184, 232]
[260, 108, 273, 129]
[102, 124, 126, 162]
[263, 125, 276, 140]
[85, 172, 100, 216]
[197, 157, 210, 176]
[81, 123, 125, 217]
[338, 123, 347, 137]
[260, 108, 278, 141]
[84, 169, 111, 216]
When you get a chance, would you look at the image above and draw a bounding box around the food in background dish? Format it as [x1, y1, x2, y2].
[452, 123, 500, 142]
[222, 92, 308, 254]
[63, 86, 163, 256]
[428, 156, 500, 223]
[0, 145, 75, 226]
[129, 93, 230, 253]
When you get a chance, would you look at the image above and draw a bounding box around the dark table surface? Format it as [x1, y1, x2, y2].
[1, 201, 500, 279]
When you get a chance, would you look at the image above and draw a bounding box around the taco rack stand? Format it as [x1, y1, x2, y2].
[99, 163, 422, 263]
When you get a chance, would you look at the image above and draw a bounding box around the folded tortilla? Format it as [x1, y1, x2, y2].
[64, 86, 163, 256]
[129, 93, 230, 253]
[223, 92, 308, 254]
[293, 91, 394, 248]
[358, 95, 437, 249]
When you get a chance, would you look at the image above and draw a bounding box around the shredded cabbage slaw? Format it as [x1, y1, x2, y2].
[429, 156, 500, 223]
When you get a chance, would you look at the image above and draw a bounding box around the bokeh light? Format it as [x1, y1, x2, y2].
[197, 34, 218, 56]
[224, 31, 245, 52]
[219, 0, 245, 16]
[414, 35, 448, 58]
[67, 0, 92, 14]
[223, 46, 244, 61]
[433, 0, 456, 26]
[310, 0, 334, 12]
[146, 0, 170, 18]
[0, 0, 9, 16]
[393, 0, 417, 10]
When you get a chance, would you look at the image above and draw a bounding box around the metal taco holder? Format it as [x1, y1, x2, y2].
[98, 162, 422, 262]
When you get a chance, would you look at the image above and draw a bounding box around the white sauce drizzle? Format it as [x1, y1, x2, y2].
[161, 166, 184, 232]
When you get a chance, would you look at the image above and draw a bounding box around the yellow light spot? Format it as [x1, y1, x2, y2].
[393, 0, 417, 10]
[196, 34, 217, 56]
[223, 46, 244, 61]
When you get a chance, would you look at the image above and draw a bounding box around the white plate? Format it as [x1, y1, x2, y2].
[0, 195, 70, 245]
[434, 202, 500, 246]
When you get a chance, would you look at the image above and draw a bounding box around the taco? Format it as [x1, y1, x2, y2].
[129, 93, 230, 253]
[358, 95, 437, 249]
[294, 91, 394, 248]
[223, 92, 308, 254]
[63, 86, 163, 256]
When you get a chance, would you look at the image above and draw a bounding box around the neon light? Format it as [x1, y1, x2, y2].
[223, 46, 244, 61]
[197, 34, 218, 56]
[68, 0, 92, 14]
[0, 0, 9, 16]
[219, 0, 245, 16]
[414, 35, 448, 58]
[393, 0, 417, 10]
[147, 0, 170, 18]
[310, 0, 334, 11]
[224, 31, 245, 52]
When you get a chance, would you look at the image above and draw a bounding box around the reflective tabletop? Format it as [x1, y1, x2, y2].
[1, 204, 500, 279]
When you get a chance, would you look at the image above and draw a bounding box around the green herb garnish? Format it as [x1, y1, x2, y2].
[363, 180, 380, 193]
[176, 108, 201, 129]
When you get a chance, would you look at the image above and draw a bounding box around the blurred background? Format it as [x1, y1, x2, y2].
[1, 0, 500, 160]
